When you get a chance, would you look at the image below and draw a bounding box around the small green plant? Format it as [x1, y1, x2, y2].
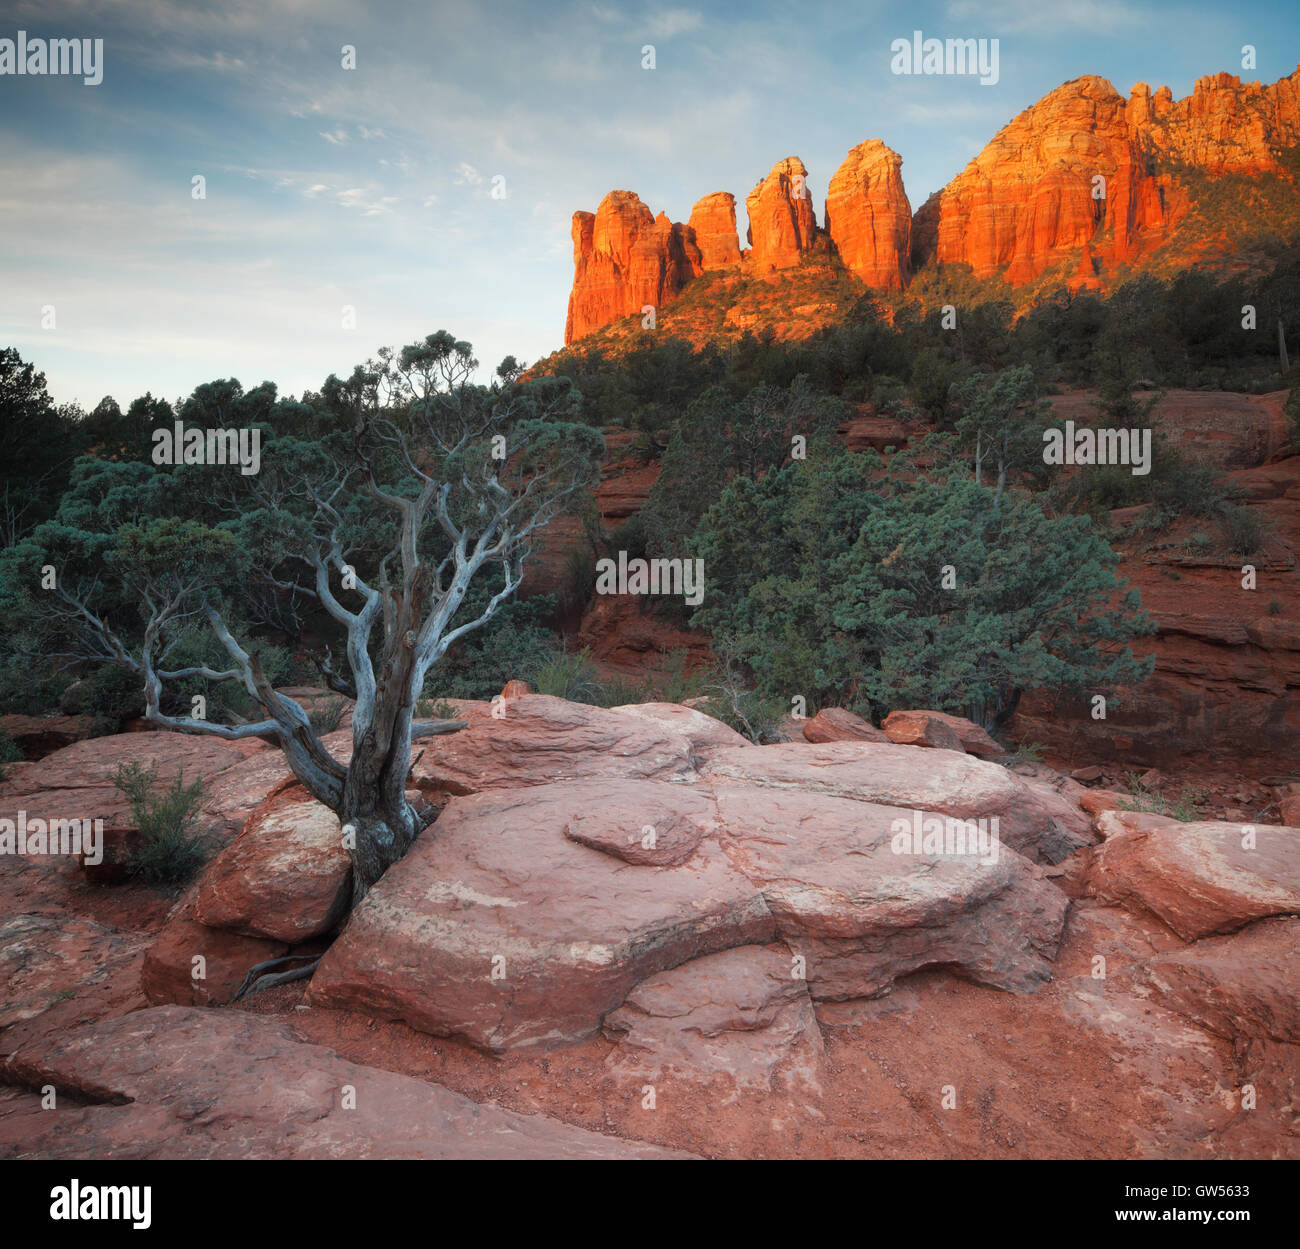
[111, 761, 211, 886]
[308, 695, 347, 735]
[52, 988, 77, 1002]
[1187, 530, 1211, 552]
[533, 648, 604, 704]
[1269, 599, 1283, 615]
[999, 740, 1046, 770]
[1119, 772, 1206, 822]
[1216, 504, 1268, 556]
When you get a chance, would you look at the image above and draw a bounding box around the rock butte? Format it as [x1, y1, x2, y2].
[564, 65, 1300, 342]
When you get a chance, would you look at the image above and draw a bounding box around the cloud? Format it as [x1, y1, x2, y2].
[944, 0, 1146, 35]
[319, 128, 350, 145]
[453, 162, 485, 186]
[644, 7, 705, 38]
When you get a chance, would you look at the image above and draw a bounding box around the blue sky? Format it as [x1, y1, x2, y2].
[2, 0, 1297, 408]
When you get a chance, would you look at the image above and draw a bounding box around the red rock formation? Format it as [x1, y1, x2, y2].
[744, 156, 818, 269]
[687, 191, 741, 269]
[564, 192, 703, 344]
[825, 140, 911, 289]
[914, 66, 1300, 284]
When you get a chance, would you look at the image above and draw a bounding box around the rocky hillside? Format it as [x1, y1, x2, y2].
[2, 697, 1297, 1158]
[562, 65, 1300, 347]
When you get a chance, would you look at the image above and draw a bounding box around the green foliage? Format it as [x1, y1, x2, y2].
[111, 762, 211, 886]
[430, 595, 558, 700]
[1119, 773, 1206, 822]
[0, 347, 89, 545]
[308, 696, 347, 735]
[532, 648, 604, 703]
[1217, 504, 1269, 555]
[999, 740, 1046, 770]
[638, 378, 847, 560]
[693, 449, 1155, 729]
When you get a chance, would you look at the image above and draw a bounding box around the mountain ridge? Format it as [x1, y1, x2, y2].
[562, 64, 1300, 348]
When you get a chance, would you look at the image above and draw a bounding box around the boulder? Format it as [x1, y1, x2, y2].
[608, 701, 751, 756]
[801, 708, 889, 744]
[310, 770, 1073, 1053]
[0, 731, 266, 830]
[307, 781, 775, 1052]
[1132, 916, 1300, 1044]
[0, 714, 95, 759]
[79, 825, 143, 884]
[881, 711, 965, 752]
[603, 943, 822, 1095]
[563, 785, 715, 866]
[702, 741, 1085, 862]
[1079, 789, 1124, 816]
[499, 679, 532, 699]
[412, 694, 695, 796]
[141, 899, 289, 1007]
[711, 786, 1068, 999]
[193, 785, 351, 942]
[1086, 819, 1300, 939]
[884, 709, 1006, 757]
[0, 1007, 693, 1159]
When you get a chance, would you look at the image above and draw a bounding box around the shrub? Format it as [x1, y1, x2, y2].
[1119, 773, 1205, 822]
[111, 761, 211, 887]
[1217, 504, 1269, 555]
[999, 740, 1046, 770]
[308, 696, 347, 735]
[532, 648, 604, 704]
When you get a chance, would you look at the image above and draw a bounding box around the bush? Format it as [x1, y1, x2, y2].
[532, 648, 604, 703]
[1217, 503, 1269, 555]
[1119, 773, 1205, 822]
[429, 598, 558, 700]
[308, 696, 347, 735]
[111, 761, 211, 886]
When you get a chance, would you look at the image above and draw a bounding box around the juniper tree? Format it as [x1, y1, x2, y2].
[2, 333, 602, 902]
[692, 448, 1154, 730]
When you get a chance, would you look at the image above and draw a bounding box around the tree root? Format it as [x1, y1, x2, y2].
[232, 954, 322, 1002]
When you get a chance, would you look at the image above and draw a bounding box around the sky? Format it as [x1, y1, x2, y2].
[2, 0, 1298, 409]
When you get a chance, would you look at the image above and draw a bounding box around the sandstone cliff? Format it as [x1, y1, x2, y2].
[744, 156, 819, 269]
[563, 66, 1300, 343]
[687, 191, 741, 270]
[564, 192, 703, 345]
[825, 140, 911, 290]
[912, 67, 1300, 283]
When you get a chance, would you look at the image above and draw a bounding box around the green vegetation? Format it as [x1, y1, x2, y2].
[692, 446, 1155, 730]
[110, 761, 211, 887]
[1119, 773, 1206, 822]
